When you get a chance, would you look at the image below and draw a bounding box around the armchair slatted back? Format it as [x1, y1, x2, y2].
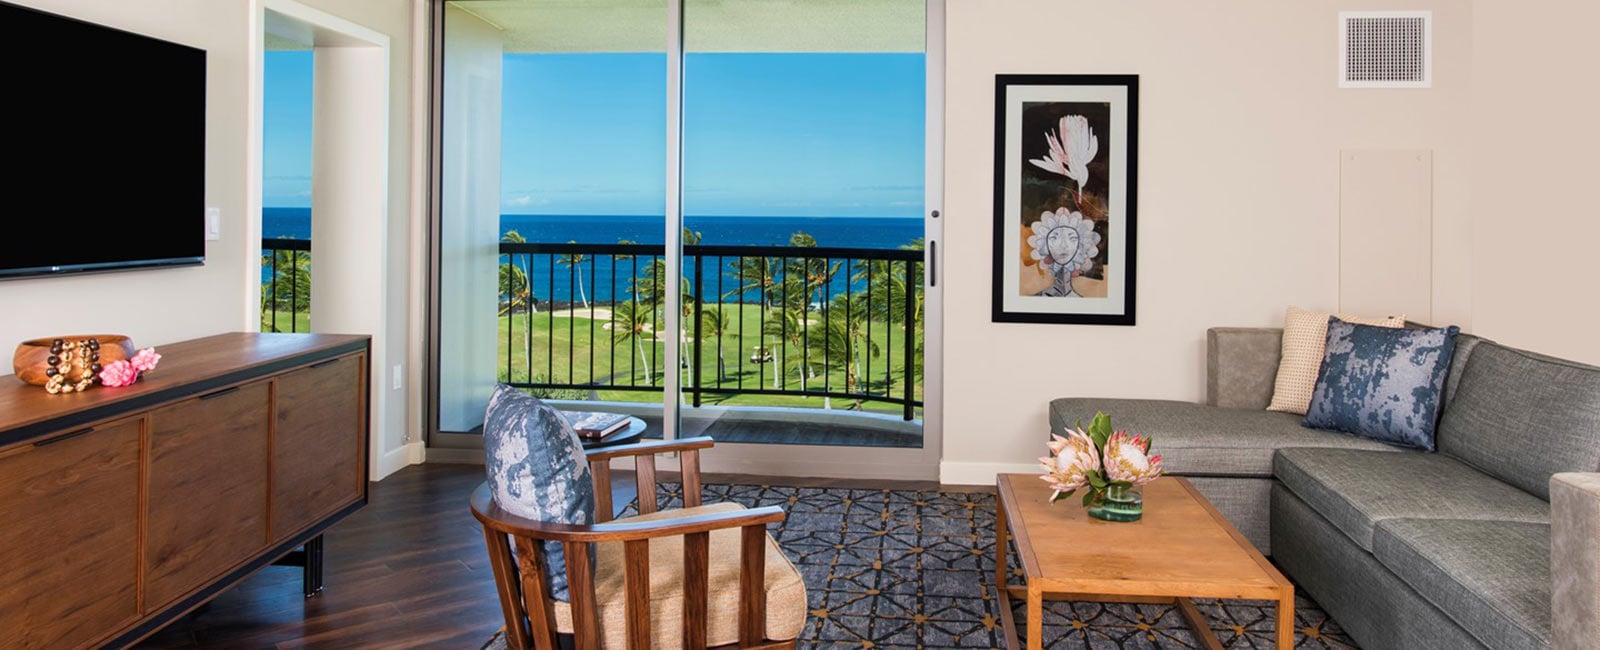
[471, 437, 794, 650]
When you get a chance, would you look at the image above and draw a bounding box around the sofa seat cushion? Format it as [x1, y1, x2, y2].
[1050, 398, 1401, 477]
[551, 502, 808, 648]
[1373, 518, 1551, 650]
[1274, 448, 1550, 551]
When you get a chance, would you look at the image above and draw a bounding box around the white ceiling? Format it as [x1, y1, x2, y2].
[447, 0, 925, 53]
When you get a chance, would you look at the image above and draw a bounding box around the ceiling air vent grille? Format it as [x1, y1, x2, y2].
[1340, 11, 1431, 88]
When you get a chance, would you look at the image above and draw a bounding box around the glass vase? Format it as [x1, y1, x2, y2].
[1088, 484, 1143, 522]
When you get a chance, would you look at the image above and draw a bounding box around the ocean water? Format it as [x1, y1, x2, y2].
[261, 208, 924, 304]
[262, 208, 923, 249]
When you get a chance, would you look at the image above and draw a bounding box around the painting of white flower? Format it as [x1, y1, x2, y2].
[994, 74, 1137, 325]
[1028, 115, 1099, 197]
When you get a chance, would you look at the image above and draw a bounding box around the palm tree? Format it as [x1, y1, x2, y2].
[610, 299, 656, 386]
[500, 230, 533, 314]
[557, 240, 589, 308]
[700, 307, 733, 382]
[725, 256, 779, 305]
[805, 299, 880, 395]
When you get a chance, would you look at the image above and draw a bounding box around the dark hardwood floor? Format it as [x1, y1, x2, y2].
[137, 464, 510, 650]
[135, 462, 963, 649]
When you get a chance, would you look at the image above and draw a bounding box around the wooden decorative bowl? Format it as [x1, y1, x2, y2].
[13, 335, 136, 386]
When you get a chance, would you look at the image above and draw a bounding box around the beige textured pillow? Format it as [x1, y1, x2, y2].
[1267, 306, 1406, 414]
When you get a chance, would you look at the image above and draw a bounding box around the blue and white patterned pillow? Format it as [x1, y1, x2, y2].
[1304, 318, 1460, 450]
[483, 384, 595, 601]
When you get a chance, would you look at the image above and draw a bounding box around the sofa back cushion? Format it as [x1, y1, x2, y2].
[1438, 341, 1600, 500]
[1442, 333, 1484, 408]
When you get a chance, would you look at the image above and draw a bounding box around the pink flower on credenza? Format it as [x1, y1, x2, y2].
[100, 347, 161, 388]
[130, 347, 161, 373]
[99, 360, 138, 387]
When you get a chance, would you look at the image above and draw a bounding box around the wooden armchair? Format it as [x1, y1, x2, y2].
[471, 436, 807, 650]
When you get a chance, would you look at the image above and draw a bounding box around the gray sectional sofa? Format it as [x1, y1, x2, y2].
[1050, 328, 1600, 650]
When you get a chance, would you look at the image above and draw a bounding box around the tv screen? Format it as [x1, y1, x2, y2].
[0, 1, 205, 279]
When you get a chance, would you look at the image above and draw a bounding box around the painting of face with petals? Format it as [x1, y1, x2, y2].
[993, 75, 1138, 325]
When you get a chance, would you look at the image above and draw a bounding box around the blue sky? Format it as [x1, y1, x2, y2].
[263, 51, 925, 218]
[263, 51, 314, 208]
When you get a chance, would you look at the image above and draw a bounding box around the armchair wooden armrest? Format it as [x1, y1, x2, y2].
[471, 481, 794, 650]
[470, 482, 784, 543]
[586, 436, 716, 522]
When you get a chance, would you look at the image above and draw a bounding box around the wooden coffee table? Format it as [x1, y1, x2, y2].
[994, 474, 1294, 649]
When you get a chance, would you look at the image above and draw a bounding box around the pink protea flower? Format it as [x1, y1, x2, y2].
[1039, 428, 1100, 499]
[129, 347, 161, 373]
[1101, 430, 1165, 485]
[99, 360, 138, 387]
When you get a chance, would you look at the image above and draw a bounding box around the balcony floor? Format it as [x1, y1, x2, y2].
[642, 414, 921, 448]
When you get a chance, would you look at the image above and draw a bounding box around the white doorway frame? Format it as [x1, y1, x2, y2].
[247, 0, 404, 479]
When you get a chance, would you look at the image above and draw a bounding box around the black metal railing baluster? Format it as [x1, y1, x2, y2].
[589, 254, 596, 389]
[903, 259, 917, 421]
[524, 254, 537, 385]
[610, 254, 618, 388]
[547, 254, 556, 385]
[692, 253, 704, 408]
[270, 251, 279, 332]
[865, 261, 872, 399]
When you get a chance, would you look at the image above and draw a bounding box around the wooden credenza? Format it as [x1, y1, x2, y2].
[0, 333, 370, 649]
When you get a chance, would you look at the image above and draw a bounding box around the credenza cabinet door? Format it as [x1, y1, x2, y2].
[0, 417, 141, 650]
[272, 354, 365, 541]
[144, 381, 272, 612]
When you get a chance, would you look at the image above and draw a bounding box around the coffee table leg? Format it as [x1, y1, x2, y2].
[995, 499, 1008, 591]
[1277, 591, 1295, 650]
[1026, 584, 1043, 650]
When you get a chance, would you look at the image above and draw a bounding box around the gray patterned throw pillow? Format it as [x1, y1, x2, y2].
[483, 384, 595, 601]
[1304, 318, 1460, 450]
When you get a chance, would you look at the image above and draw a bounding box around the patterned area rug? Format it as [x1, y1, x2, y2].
[483, 483, 1358, 649]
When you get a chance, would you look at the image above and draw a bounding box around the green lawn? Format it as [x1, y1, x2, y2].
[498, 301, 923, 417]
[261, 310, 310, 333]
[261, 301, 925, 417]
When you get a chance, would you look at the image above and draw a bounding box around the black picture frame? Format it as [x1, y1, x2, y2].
[992, 74, 1139, 325]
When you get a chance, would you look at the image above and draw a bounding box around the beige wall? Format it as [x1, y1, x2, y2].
[1470, 0, 1600, 366]
[939, 0, 1474, 483]
[0, 0, 422, 476]
[290, 0, 422, 474]
[0, 0, 254, 361]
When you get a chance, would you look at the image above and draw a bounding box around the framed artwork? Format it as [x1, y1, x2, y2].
[992, 74, 1138, 325]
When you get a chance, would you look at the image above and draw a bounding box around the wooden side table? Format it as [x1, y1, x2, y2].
[994, 474, 1294, 649]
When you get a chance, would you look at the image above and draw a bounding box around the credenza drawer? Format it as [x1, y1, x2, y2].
[0, 416, 141, 650]
[143, 381, 272, 612]
[272, 353, 366, 541]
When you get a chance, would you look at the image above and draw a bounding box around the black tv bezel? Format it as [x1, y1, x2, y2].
[0, 0, 207, 282]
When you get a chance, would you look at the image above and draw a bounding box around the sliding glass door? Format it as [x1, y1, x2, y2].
[429, 0, 942, 478]
[675, 2, 929, 451]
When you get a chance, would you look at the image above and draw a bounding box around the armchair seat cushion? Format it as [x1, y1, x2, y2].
[552, 502, 808, 648]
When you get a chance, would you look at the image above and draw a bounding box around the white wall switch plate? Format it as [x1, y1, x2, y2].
[204, 208, 221, 241]
[392, 364, 403, 390]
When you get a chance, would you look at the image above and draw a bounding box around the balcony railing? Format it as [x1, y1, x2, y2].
[261, 238, 925, 421]
[262, 238, 310, 333]
[500, 242, 923, 420]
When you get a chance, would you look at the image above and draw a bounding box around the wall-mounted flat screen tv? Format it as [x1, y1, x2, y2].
[0, 1, 206, 279]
